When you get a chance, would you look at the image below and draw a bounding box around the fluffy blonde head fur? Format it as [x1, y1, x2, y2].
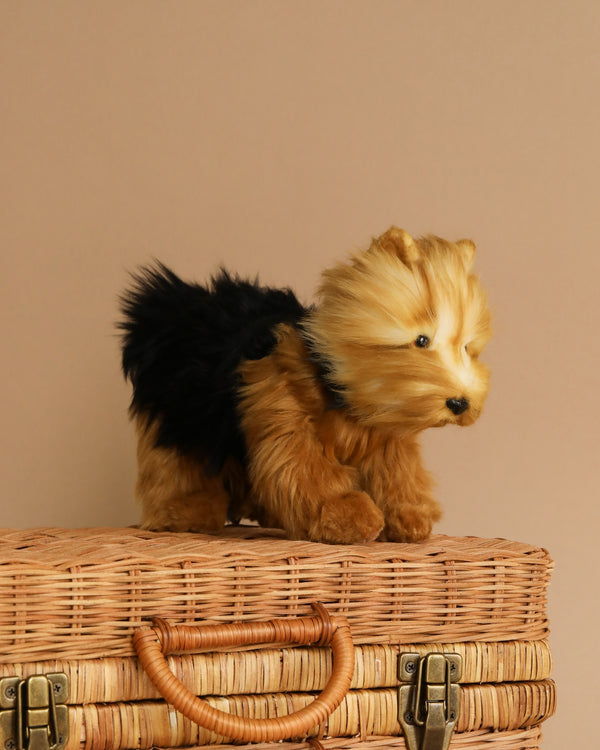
[303, 227, 492, 433]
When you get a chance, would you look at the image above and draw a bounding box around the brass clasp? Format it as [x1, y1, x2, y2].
[399, 653, 461, 750]
[0, 675, 69, 750]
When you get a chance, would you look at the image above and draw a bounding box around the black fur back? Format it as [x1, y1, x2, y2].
[119, 263, 307, 471]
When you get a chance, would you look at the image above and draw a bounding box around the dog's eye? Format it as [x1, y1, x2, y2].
[414, 335, 430, 348]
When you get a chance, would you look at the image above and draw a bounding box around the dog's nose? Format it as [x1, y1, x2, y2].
[446, 397, 469, 415]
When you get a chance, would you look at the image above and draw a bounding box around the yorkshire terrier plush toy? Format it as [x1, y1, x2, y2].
[120, 227, 491, 544]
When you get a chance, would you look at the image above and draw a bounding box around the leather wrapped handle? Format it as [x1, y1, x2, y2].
[132, 602, 354, 743]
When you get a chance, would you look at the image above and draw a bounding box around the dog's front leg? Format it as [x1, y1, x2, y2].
[238, 362, 384, 544]
[359, 434, 441, 542]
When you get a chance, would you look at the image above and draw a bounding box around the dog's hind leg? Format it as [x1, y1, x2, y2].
[134, 417, 230, 532]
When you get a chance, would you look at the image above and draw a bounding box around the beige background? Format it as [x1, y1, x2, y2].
[2, 2, 599, 747]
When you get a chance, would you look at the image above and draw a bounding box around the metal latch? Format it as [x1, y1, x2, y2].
[0, 675, 69, 750]
[399, 653, 461, 750]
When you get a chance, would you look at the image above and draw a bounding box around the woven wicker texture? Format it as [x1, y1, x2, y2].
[64, 683, 555, 749]
[160, 728, 544, 750]
[0, 527, 552, 662]
[0, 641, 552, 703]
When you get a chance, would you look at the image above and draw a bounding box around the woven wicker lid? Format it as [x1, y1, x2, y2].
[0, 527, 553, 662]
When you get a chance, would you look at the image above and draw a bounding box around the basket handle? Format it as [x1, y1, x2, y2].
[132, 602, 354, 743]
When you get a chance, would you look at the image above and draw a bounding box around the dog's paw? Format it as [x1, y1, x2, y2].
[312, 491, 385, 544]
[379, 499, 441, 543]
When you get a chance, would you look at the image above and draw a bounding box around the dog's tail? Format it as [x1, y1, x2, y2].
[118, 262, 306, 470]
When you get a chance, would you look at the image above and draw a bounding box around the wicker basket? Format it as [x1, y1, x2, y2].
[0, 526, 555, 749]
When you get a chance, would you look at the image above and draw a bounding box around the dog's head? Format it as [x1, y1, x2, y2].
[303, 227, 492, 433]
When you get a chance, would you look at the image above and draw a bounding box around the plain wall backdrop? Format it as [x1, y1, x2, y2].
[2, 2, 599, 747]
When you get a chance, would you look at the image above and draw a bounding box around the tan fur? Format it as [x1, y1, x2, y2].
[133, 227, 492, 543]
[135, 417, 251, 532]
[237, 327, 440, 542]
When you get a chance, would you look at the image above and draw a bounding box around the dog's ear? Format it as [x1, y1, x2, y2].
[374, 226, 420, 264]
[456, 238, 476, 271]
